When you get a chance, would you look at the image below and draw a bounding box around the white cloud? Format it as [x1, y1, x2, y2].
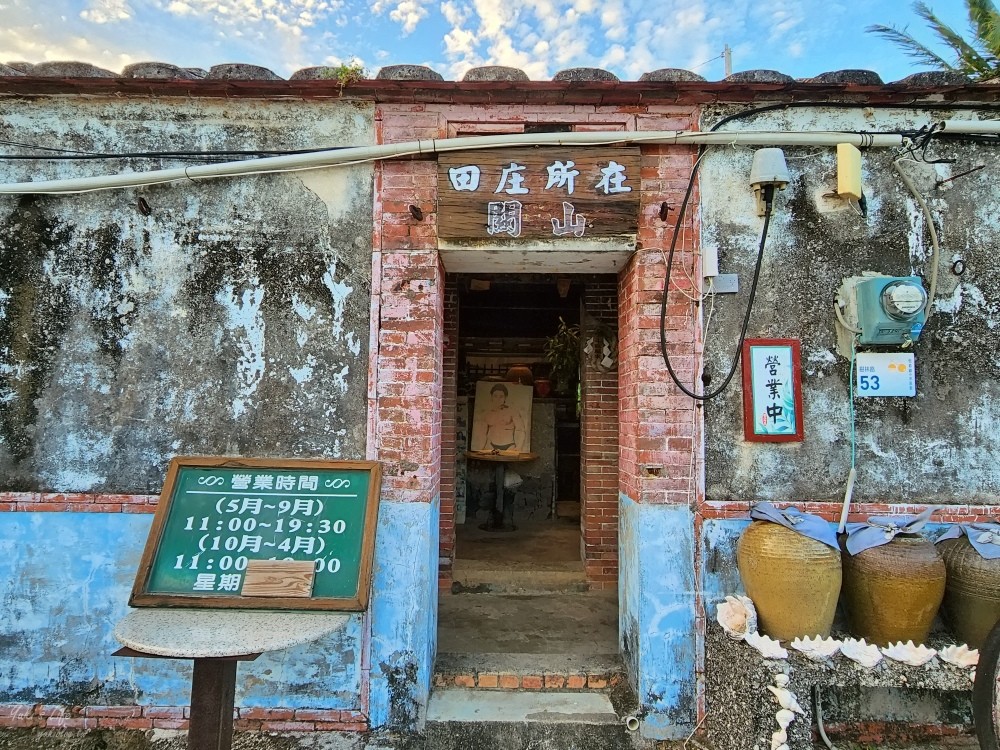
[371, 0, 429, 34]
[0, 0, 958, 84]
[80, 0, 132, 23]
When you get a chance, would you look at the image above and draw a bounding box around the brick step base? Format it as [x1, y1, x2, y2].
[433, 652, 624, 691]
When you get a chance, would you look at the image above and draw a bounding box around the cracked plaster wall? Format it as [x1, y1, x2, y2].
[699, 106, 1000, 504]
[0, 98, 375, 491]
[0, 96, 376, 713]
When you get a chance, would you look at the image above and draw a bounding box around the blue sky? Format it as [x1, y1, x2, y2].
[0, 0, 973, 82]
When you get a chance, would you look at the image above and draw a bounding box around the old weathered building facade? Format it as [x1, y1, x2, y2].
[1, 62, 999, 745]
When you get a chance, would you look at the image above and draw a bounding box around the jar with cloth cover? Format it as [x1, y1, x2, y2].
[935, 522, 1000, 649]
[736, 502, 842, 640]
[841, 507, 945, 647]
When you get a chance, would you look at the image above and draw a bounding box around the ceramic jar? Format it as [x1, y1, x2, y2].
[840, 533, 946, 647]
[533, 377, 552, 398]
[736, 520, 842, 640]
[504, 364, 534, 386]
[938, 535, 1000, 649]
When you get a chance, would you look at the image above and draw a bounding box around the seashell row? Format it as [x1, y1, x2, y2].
[939, 644, 979, 668]
[880, 640, 937, 667]
[716, 595, 757, 640]
[775, 708, 796, 729]
[767, 685, 805, 714]
[745, 631, 788, 659]
[840, 638, 883, 669]
[790, 635, 841, 661]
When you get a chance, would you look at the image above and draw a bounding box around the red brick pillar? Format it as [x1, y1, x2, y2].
[580, 282, 620, 589]
[619, 145, 701, 506]
[373, 160, 443, 504]
[439, 279, 459, 590]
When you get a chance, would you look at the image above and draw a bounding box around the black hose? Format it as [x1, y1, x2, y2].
[658, 184, 773, 400]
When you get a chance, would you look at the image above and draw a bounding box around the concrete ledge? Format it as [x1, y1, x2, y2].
[704, 626, 973, 750]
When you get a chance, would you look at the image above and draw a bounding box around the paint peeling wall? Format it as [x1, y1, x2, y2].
[619, 495, 697, 740]
[0, 96, 376, 713]
[0, 97, 375, 490]
[0, 512, 362, 707]
[699, 107, 1000, 504]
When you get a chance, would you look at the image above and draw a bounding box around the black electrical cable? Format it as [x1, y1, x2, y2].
[655, 98, 998, 400]
[659, 183, 774, 400]
[656, 99, 887, 400]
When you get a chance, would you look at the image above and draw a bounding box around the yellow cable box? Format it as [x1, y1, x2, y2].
[837, 143, 863, 200]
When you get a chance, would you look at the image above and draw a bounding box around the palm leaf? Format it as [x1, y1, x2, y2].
[913, 1, 994, 75]
[967, 0, 1000, 60]
[867, 1, 1000, 80]
[865, 22, 956, 70]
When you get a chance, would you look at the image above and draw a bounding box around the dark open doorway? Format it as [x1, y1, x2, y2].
[452, 274, 582, 584]
[436, 272, 621, 683]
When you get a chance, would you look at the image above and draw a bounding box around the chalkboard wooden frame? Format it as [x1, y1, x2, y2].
[130, 456, 382, 611]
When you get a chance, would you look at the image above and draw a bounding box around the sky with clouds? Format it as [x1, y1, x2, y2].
[0, 0, 973, 82]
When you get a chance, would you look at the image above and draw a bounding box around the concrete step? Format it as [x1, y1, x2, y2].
[424, 689, 645, 750]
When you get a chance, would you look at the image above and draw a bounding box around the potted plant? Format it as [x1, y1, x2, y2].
[543, 317, 580, 396]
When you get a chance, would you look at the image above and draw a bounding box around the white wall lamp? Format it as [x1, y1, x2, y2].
[749, 148, 790, 216]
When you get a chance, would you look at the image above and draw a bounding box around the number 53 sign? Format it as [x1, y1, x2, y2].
[855, 352, 916, 397]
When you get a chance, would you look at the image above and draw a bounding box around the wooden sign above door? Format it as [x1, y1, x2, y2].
[437, 147, 641, 242]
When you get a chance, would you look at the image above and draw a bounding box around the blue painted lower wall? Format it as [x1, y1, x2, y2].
[0, 507, 431, 716]
[367, 496, 439, 730]
[619, 494, 697, 740]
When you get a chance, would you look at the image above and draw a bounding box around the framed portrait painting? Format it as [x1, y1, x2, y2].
[470, 381, 533, 454]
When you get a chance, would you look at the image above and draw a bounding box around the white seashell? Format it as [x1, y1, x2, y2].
[716, 595, 758, 640]
[840, 637, 883, 669]
[745, 631, 788, 659]
[767, 685, 805, 714]
[939, 644, 979, 668]
[790, 635, 841, 661]
[770, 729, 787, 749]
[880, 640, 937, 667]
[773, 673, 790, 688]
[774, 745, 789, 750]
[971, 669, 977, 682]
[775, 708, 796, 729]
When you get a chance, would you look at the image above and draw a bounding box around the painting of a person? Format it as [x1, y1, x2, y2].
[480, 384, 526, 451]
[471, 381, 532, 454]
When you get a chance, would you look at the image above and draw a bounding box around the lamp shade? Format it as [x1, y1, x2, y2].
[749, 148, 790, 189]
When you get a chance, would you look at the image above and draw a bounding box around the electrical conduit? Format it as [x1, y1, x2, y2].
[0, 131, 907, 195]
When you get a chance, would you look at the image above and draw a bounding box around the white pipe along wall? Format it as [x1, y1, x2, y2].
[0, 130, 911, 195]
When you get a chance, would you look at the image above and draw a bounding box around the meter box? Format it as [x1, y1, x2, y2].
[855, 275, 927, 346]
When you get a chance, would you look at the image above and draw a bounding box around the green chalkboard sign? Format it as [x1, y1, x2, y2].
[130, 456, 381, 611]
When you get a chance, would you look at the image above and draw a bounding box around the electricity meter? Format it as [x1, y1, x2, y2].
[881, 281, 926, 320]
[855, 275, 927, 346]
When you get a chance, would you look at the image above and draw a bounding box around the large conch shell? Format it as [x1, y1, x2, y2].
[790, 635, 841, 661]
[745, 631, 788, 659]
[775, 708, 796, 729]
[880, 640, 937, 667]
[716, 595, 757, 640]
[939, 644, 979, 668]
[767, 686, 804, 714]
[840, 638, 883, 669]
